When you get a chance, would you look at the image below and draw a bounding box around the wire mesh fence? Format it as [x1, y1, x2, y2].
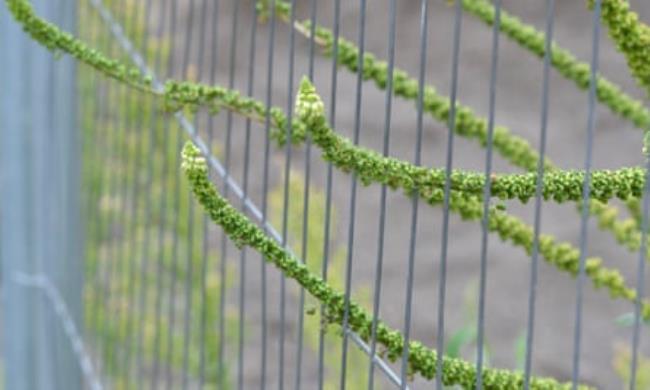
[1, 0, 650, 389]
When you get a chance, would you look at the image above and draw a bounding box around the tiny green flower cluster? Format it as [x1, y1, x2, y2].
[8, 0, 650, 384]
[302, 21, 548, 173]
[7, 0, 645, 239]
[589, 200, 648, 253]
[295, 79, 326, 127]
[162, 80, 307, 145]
[148, 75, 650, 314]
[295, 80, 646, 204]
[296, 78, 650, 320]
[463, 0, 650, 130]
[443, 190, 648, 319]
[14, 0, 640, 266]
[5, 0, 152, 92]
[589, 0, 650, 98]
[255, 0, 291, 23]
[269, 4, 646, 264]
[181, 141, 587, 389]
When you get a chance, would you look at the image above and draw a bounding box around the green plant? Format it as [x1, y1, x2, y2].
[181, 141, 582, 389]
[8, 0, 650, 387]
[461, 0, 650, 130]
[612, 344, 650, 389]
[270, 171, 373, 389]
[77, 1, 232, 388]
[296, 77, 649, 318]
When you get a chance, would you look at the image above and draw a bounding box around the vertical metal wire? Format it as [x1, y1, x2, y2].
[199, 0, 219, 386]
[132, 1, 169, 380]
[293, 0, 313, 385]
[279, 0, 297, 386]
[0, 2, 29, 387]
[297, 4, 318, 328]
[164, 0, 196, 387]
[110, 0, 143, 372]
[45, 1, 62, 384]
[217, 1, 241, 388]
[233, 3, 253, 390]
[111, 2, 137, 372]
[260, 0, 278, 388]
[340, 0, 368, 387]
[90, 0, 119, 373]
[181, 0, 207, 386]
[475, 0, 502, 387]
[436, 1, 462, 388]
[121, 0, 155, 382]
[630, 157, 650, 389]
[234, 4, 256, 390]
[181, 164, 196, 376]
[92, 35, 112, 383]
[316, 0, 341, 390]
[307, 0, 318, 82]
[97, 0, 123, 367]
[219, 1, 246, 388]
[164, 0, 188, 379]
[60, 0, 83, 379]
[103, 0, 134, 373]
[571, 1, 601, 387]
[523, 0, 555, 387]
[137, 1, 171, 388]
[273, 0, 298, 388]
[86, 0, 111, 370]
[368, 0, 397, 389]
[399, 0, 429, 387]
[35, 23, 50, 388]
[317, 0, 338, 387]
[151, 0, 178, 386]
[52, 1, 82, 380]
[104, 1, 128, 370]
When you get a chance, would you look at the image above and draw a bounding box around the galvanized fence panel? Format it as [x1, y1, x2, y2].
[1, 0, 650, 389]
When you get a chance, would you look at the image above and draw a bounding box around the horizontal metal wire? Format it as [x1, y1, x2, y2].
[13, 272, 103, 390]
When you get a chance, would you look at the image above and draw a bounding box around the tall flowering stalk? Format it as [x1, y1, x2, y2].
[6, 0, 650, 387]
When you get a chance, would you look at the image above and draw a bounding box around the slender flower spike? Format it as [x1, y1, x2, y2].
[181, 140, 589, 389]
[590, 0, 650, 97]
[7, 0, 650, 385]
[462, 0, 650, 130]
[266, 0, 647, 264]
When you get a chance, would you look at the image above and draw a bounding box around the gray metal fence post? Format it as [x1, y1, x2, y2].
[1, 1, 82, 389]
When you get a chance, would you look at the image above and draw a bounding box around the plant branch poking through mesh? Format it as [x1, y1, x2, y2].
[181, 140, 589, 389]
[259, 0, 650, 275]
[295, 77, 650, 321]
[8, 0, 649, 323]
[6, 0, 650, 386]
[462, 0, 650, 130]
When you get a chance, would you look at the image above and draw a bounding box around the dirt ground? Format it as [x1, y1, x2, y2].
[170, 0, 650, 388]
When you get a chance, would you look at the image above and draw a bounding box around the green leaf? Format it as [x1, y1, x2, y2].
[446, 324, 477, 359]
[514, 332, 527, 370]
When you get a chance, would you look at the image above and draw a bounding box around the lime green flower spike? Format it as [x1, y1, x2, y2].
[181, 140, 590, 389]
